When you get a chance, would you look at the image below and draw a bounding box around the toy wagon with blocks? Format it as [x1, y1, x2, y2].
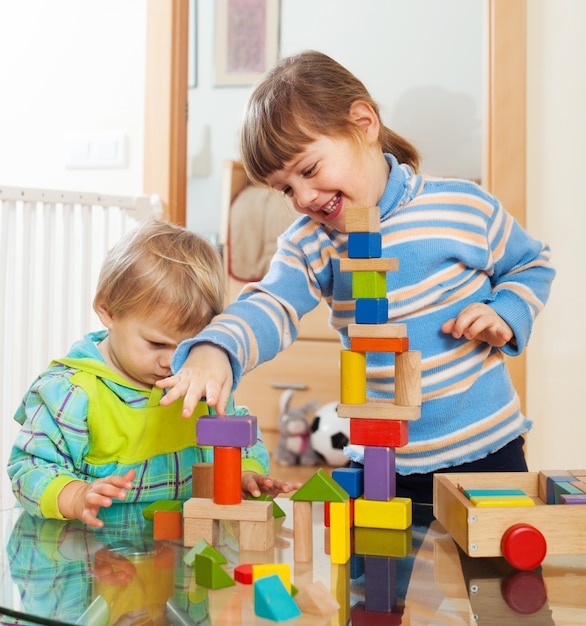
[433, 471, 586, 570]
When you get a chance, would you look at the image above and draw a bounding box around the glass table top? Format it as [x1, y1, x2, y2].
[1, 498, 585, 625]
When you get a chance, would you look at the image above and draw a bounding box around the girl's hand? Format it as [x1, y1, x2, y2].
[441, 303, 514, 348]
[241, 471, 301, 499]
[157, 343, 233, 417]
[58, 469, 136, 529]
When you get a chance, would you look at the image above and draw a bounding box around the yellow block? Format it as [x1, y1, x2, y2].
[252, 563, 291, 592]
[354, 496, 412, 530]
[340, 350, 366, 404]
[329, 501, 351, 565]
[470, 495, 535, 507]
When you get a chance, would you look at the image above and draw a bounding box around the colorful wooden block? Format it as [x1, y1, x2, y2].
[153, 510, 183, 540]
[351, 601, 404, 626]
[470, 495, 535, 507]
[559, 493, 586, 504]
[183, 538, 227, 566]
[234, 563, 255, 584]
[354, 496, 412, 530]
[364, 446, 396, 501]
[338, 402, 419, 421]
[340, 349, 366, 404]
[324, 498, 355, 528]
[332, 466, 364, 498]
[350, 418, 409, 448]
[293, 580, 340, 616]
[355, 298, 388, 324]
[348, 322, 407, 339]
[348, 232, 382, 258]
[293, 500, 313, 562]
[553, 481, 583, 504]
[192, 462, 214, 498]
[196, 414, 258, 447]
[538, 470, 572, 503]
[462, 488, 528, 498]
[364, 556, 398, 613]
[340, 257, 397, 273]
[329, 500, 352, 564]
[290, 467, 349, 502]
[345, 206, 380, 233]
[213, 445, 241, 504]
[194, 553, 235, 589]
[350, 336, 409, 353]
[394, 350, 422, 407]
[354, 526, 412, 558]
[254, 574, 301, 621]
[142, 499, 181, 521]
[352, 271, 387, 299]
[252, 563, 291, 592]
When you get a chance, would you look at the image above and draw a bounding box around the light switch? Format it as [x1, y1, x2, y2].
[65, 131, 127, 169]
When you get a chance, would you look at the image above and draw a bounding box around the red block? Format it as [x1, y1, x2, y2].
[350, 419, 409, 447]
[214, 446, 241, 504]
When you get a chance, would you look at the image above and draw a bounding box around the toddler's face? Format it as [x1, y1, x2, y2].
[97, 309, 191, 388]
[265, 134, 388, 233]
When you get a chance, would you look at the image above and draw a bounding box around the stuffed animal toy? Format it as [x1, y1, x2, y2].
[273, 389, 320, 466]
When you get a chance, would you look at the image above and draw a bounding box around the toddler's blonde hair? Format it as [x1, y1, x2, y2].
[94, 219, 224, 334]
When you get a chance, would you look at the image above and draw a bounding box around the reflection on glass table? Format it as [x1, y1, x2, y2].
[1, 498, 586, 625]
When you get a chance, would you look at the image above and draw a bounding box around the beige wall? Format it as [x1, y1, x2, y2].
[525, 0, 586, 470]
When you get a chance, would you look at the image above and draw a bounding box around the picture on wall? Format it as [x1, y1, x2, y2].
[214, 0, 280, 86]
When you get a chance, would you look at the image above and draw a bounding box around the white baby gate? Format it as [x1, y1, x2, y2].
[0, 186, 161, 509]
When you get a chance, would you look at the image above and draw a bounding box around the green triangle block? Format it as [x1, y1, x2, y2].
[184, 539, 227, 566]
[290, 468, 349, 502]
[142, 499, 181, 521]
[194, 553, 235, 589]
[254, 574, 301, 621]
[247, 493, 286, 518]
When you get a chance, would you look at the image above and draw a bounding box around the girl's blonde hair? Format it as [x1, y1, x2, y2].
[94, 219, 224, 334]
[240, 50, 420, 187]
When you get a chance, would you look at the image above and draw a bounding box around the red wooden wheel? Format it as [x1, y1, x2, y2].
[501, 523, 547, 570]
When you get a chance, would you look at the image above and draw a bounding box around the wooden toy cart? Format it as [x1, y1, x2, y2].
[433, 472, 586, 570]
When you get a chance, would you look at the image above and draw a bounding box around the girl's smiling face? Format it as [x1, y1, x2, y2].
[265, 102, 390, 233]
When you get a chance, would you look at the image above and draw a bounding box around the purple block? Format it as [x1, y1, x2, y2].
[196, 414, 258, 447]
[364, 556, 398, 613]
[364, 446, 396, 501]
[559, 494, 586, 504]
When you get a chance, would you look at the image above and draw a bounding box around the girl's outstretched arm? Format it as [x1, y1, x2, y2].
[157, 343, 234, 417]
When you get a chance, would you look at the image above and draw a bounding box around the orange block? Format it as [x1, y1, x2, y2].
[214, 446, 241, 504]
[153, 510, 183, 540]
[350, 337, 409, 353]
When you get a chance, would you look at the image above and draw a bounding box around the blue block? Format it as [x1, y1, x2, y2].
[355, 298, 388, 324]
[254, 574, 301, 621]
[332, 467, 364, 498]
[348, 232, 382, 258]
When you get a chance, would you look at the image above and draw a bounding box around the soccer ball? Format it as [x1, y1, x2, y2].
[310, 402, 350, 467]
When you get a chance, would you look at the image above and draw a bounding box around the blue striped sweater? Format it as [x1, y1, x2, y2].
[173, 154, 555, 474]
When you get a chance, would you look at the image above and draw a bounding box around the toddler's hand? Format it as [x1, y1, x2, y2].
[157, 343, 233, 417]
[441, 303, 514, 347]
[58, 469, 136, 529]
[241, 471, 301, 499]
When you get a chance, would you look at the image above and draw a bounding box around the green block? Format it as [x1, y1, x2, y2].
[194, 553, 235, 589]
[184, 538, 227, 566]
[142, 499, 181, 521]
[463, 488, 527, 498]
[254, 574, 301, 621]
[290, 468, 349, 502]
[247, 493, 286, 518]
[352, 271, 387, 299]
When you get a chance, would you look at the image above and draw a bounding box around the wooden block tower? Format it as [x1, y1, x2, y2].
[182, 414, 275, 552]
[339, 205, 422, 531]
